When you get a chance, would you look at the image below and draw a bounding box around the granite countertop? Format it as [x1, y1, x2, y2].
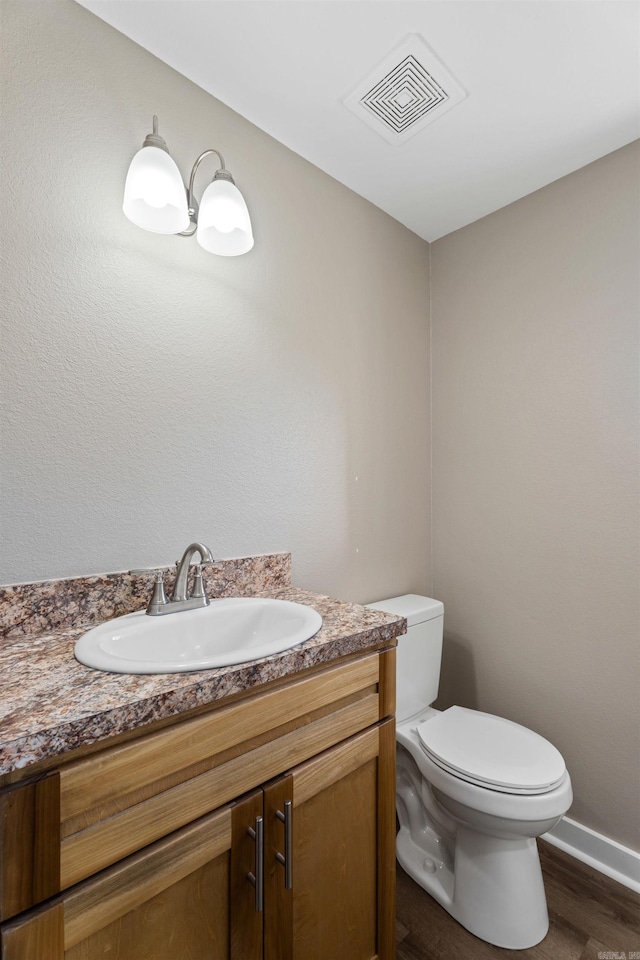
[0, 578, 405, 778]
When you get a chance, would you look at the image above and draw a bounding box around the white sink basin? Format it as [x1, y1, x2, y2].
[74, 597, 323, 674]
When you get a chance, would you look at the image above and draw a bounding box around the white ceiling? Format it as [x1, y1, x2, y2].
[78, 1, 640, 241]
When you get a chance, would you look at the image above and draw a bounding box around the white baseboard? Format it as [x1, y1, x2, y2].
[542, 816, 640, 894]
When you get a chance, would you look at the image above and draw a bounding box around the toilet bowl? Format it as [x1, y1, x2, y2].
[367, 596, 573, 950]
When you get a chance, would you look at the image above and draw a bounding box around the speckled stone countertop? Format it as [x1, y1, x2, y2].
[0, 553, 405, 778]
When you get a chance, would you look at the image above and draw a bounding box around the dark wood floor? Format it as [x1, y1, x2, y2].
[396, 841, 640, 959]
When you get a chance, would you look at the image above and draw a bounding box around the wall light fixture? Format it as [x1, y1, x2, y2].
[123, 116, 254, 256]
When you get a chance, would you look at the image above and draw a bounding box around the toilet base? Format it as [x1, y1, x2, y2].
[396, 824, 549, 950]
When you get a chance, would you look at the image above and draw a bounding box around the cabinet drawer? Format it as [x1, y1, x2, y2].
[60, 654, 381, 824]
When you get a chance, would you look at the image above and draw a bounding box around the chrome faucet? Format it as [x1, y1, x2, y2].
[145, 542, 216, 616]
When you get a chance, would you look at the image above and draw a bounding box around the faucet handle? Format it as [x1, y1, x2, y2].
[190, 563, 208, 602]
[146, 570, 169, 616]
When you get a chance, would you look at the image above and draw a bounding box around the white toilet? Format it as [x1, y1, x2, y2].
[367, 595, 573, 950]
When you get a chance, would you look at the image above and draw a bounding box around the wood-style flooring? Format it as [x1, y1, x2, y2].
[396, 841, 640, 960]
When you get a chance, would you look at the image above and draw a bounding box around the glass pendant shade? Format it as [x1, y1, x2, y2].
[123, 146, 189, 234]
[196, 179, 254, 256]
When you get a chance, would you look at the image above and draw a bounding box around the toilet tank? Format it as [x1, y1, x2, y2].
[366, 595, 444, 722]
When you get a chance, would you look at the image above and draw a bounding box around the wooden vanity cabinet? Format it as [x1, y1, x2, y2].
[1, 648, 396, 960]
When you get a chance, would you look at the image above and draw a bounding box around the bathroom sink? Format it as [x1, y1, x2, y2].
[74, 597, 323, 674]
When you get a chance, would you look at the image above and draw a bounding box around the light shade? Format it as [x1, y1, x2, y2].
[123, 145, 189, 235]
[196, 178, 254, 256]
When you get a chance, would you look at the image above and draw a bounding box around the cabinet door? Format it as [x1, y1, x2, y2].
[1, 795, 263, 960]
[263, 718, 396, 960]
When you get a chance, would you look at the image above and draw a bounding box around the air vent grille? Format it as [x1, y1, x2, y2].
[343, 34, 466, 145]
[360, 55, 449, 134]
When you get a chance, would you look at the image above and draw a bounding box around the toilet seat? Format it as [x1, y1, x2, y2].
[416, 706, 567, 795]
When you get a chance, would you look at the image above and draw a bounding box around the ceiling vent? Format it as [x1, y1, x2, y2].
[343, 34, 467, 145]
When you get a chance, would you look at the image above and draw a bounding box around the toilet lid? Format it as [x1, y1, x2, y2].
[416, 706, 567, 795]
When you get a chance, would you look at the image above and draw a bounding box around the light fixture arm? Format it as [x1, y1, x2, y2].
[179, 148, 235, 237]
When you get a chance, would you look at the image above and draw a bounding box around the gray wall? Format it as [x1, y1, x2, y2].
[431, 142, 640, 851]
[2, 0, 638, 854]
[0, 0, 431, 601]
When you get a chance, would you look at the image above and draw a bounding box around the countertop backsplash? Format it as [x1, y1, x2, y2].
[0, 552, 292, 641]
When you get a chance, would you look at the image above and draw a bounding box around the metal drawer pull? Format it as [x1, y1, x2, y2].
[275, 800, 293, 890]
[247, 816, 264, 912]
